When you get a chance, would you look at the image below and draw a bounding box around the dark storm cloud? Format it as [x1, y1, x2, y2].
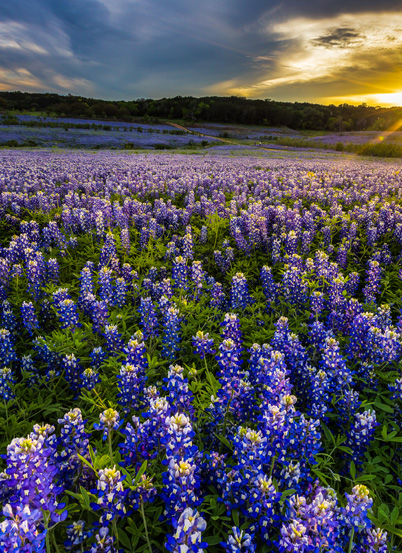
[0, 0, 402, 100]
[312, 28, 363, 48]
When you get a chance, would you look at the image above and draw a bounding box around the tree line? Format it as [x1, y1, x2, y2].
[1, 91, 401, 131]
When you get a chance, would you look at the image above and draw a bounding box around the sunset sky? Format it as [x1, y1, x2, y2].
[1, 0, 402, 106]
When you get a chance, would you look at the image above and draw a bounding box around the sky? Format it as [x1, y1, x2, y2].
[1, 0, 402, 106]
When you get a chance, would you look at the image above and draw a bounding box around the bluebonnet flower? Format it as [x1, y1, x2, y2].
[230, 273, 253, 310]
[320, 336, 352, 390]
[190, 260, 205, 299]
[57, 408, 90, 478]
[281, 262, 307, 308]
[172, 256, 188, 290]
[216, 338, 243, 380]
[223, 528, 256, 553]
[95, 211, 105, 240]
[284, 230, 298, 256]
[376, 303, 392, 329]
[21, 301, 40, 336]
[11, 260, 24, 278]
[192, 330, 215, 359]
[182, 232, 194, 260]
[117, 363, 146, 413]
[4, 432, 66, 523]
[90, 300, 109, 333]
[279, 486, 340, 553]
[120, 227, 130, 254]
[81, 368, 100, 391]
[138, 297, 159, 340]
[0, 257, 11, 301]
[94, 408, 121, 440]
[90, 346, 108, 370]
[162, 306, 182, 361]
[91, 466, 128, 526]
[234, 227, 250, 254]
[21, 354, 38, 385]
[346, 272, 360, 296]
[103, 325, 124, 353]
[279, 520, 310, 552]
[163, 413, 197, 458]
[0, 504, 46, 553]
[65, 520, 92, 550]
[122, 264, 138, 292]
[363, 527, 388, 553]
[342, 485, 373, 530]
[346, 410, 379, 465]
[46, 258, 59, 283]
[199, 225, 207, 243]
[112, 277, 127, 308]
[1, 301, 18, 332]
[338, 389, 361, 425]
[301, 230, 312, 254]
[164, 364, 195, 417]
[87, 527, 116, 553]
[165, 508, 207, 553]
[57, 299, 81, 330]
[162, 455, 201, 518]
[363, 260, 382, 304]
[98, 267, 114, 303]
[99, 234, 117, 267]
[221, 313, 243, 350]
[210, 281, 226, 310]
[120, 398, 169, 469]
[139, 226, 150, 250]
[0, 328, 17, 367]
[128, 473, 157, 511]
[26, 258, 44, 300]
[79, 267, 94, 307]
[310, 290, 325, 317]
[260, 265, 278, 311]
[61, 353, 83, 392]
[0, 367, 15, 401]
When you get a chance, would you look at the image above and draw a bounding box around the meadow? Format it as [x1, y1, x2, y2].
[0, 148, 401, 552]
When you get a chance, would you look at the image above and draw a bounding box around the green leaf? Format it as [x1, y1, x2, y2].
[77, 453, 98, 476]
[375, 402, 394, 414]
[117, 527, 132, 550]
[65, 490, 81, 501]
[232, 509, 240, 527]
[133, 460, 148, 486]
[120, 466, 133, 486]
[350, 461, 356, 480]
[391, 506, 400, 525]
[205, 536, 222, 545]
[356, 474, 376, 482]
[80, 486, 90, 509]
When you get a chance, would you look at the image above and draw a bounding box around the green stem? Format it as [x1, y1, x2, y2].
[140, 499, 153, 553]
[269, 455, 276, 478]
[43, 512, 51, 553]
[348, 528, 355, 553]
[46, 531, 50, 553]
[51, 529, 61, 553]
[3, 400, 9, 441]
[108, 430, 114, 465]
[112, 519, 119, 548]
[219, 390, 234, 454]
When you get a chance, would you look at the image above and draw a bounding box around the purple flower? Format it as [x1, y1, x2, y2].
[223, 527, 256, 553]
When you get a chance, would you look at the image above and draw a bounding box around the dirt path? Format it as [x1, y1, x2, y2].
[164, 121, 280, 151]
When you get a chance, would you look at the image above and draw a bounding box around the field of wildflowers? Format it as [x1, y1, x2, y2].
[0, 149, 401, 552]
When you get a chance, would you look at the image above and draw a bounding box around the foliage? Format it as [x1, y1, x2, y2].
[0, 150, 401, 552]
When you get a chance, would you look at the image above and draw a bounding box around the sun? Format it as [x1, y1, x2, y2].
[373, 92, 402, 107]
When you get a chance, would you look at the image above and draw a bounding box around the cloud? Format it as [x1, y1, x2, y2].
[0, 1, 402, 103]
[312, 27, 363, 48]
